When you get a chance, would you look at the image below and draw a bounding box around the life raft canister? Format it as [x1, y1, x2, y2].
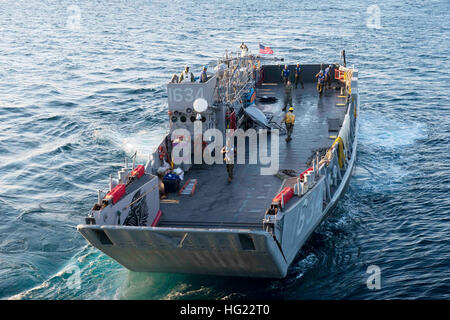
[104, 184, 126, 204]
[299, 167, 314, 181]
[272, 186, 294, 208]
[130, 164, 145, 179]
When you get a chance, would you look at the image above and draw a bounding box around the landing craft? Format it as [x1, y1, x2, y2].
[78, 49, 359, 278]
[179, 304, 215, 317]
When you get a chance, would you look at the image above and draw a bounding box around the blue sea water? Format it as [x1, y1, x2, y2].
[0, 0, 449, 299]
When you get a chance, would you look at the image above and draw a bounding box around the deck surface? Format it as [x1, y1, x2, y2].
[159, 83, 347, 229]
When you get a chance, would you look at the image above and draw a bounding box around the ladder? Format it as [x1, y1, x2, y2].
[179, 179, 198, 196]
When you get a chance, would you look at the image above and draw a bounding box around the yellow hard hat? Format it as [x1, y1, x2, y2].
[289, 107, 294, 111]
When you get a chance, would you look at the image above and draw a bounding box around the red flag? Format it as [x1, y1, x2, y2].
[259, 44, 274, 54]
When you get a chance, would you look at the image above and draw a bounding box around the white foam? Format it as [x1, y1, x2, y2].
[94, 127, 168, 161]
[359, 112, 427, 149]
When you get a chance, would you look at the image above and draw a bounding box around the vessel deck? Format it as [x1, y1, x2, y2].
[159, 83, 347, 229]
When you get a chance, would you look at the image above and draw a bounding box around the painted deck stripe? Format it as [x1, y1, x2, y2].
[160, 199, 179, 204]
[178, 179, 191, 194]
[190, 180, 198, 196]
[151, 210, 163, 227]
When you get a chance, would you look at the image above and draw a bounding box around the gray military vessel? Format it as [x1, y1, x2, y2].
[78, 49, 359, 278]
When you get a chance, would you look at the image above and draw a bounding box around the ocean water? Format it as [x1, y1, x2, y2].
[0, 0, 449, 299]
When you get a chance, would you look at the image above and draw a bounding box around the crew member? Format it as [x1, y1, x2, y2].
[240, 42, 249, 57]
[252, 64, 257, 85]
[281, 64, 290, 85]
[157, 171, 168, 199]
[179, 65, 194, 83]
[221, 141, 235, 183]
[324, 65, 332, 89]
[170, 74, 179, 84]
[294, 63, 304, 89]
[199, 66, 208, 83]
[315, 70, 325, 96]
[283, 80, 293, 111]
[281, 107, 296, 142]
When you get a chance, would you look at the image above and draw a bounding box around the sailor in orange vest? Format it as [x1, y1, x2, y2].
[281, 107, 296, 142]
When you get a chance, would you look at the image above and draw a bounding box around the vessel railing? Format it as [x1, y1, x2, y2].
[265, 68, 358, 226]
